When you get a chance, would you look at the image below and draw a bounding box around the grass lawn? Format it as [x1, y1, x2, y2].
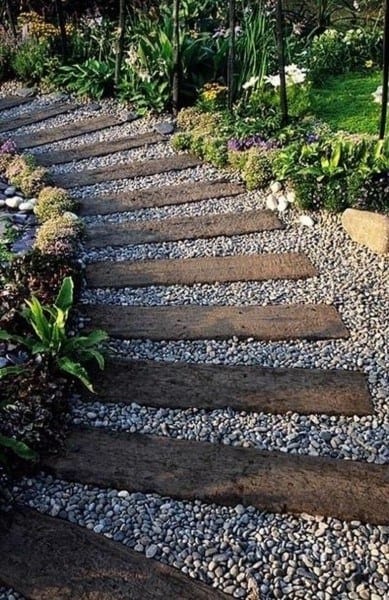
[310, 71, 383, 135]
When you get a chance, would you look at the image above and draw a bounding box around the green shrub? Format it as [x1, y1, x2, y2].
[290, 176, 320, 211]
[10, 165, 48, 197]
[170, 132, 192, 152]
[241, 148, 276, 190]
[228, 149, 250, 172]
[35, 187, 76, 222]
[202, 137, 228, 167]
[35, 213, 83, 255]
[177, 107, 205, 131]
[55, 59, 114, 100]
[0, 153, 15, 174]
[11, 39, 52, 83]
[0, 43, 14, 82]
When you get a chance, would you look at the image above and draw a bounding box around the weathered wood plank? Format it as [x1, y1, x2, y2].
[0, 508, 227, 600]
[82, 304, 349, 341]
[52, 154, 202, 188]
[37, 132, 165, 166]
[0, 95, 33, 111]
[0, 102, 79, 134]
[80, 180, 245, 216]
[86, 253, 317, 288]
[13, 114, 137, 149]
[85, 209, 283, 248]
[42, 428, 389, 524]
[86, 358, 373, 416]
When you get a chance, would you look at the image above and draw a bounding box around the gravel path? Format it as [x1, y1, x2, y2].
[3, 94, 388, 599]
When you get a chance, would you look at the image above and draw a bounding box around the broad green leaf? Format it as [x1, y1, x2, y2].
[55, 276, 74, 312]
[0, 365, 26, 379]
[57, 357, 94, 392]
[0, 433, 38, 461]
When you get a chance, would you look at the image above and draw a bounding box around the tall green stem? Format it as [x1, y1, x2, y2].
[379, 0, 389, 139]
[172, 0, 181, 116]
[275, 0, 288, 126]
[115, 0, 126, 86]
[227, 0, 236, 111]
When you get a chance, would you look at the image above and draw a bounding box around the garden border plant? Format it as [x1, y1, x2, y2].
[0, 143, 107, 496]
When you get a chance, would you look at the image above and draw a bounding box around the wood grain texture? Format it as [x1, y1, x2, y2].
[0, 508, 228, 600]
[13, 114, 136, 149]
[42, 428, 389, 524]
[52, 154, 202, 188]
[80, 180, 245, 215]
[85, 209, 283, 248]
[0, 96, 33, 111]
[82, 303, 349, 341]
[86, 358, 373, 415]
[0, 102, 79, 134]
[37, 132, 165, 166]
[86, 253, 317, 288]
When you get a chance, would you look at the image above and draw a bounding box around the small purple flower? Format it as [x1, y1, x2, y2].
[305, 133, 320, 144]
[0, 139, 17, 155]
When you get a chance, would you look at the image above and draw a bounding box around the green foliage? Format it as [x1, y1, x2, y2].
[35, 187, 76, 223]
[0, 277, 107, 392]
[11, 39, 52, 83]
[55, 59, 115, 99]
[0, 42, 14, 82]
[9, 165, 48, 197]
[310, 71, 382, 135]
[309, 27, 383, 84]
[170, 132, 192, 152]
[274, 133, 389, 212]
[35, 213, 83, 256]
[241, 148, 276, 191]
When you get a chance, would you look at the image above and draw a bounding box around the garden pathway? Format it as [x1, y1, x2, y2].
[0, 96, 387, 599]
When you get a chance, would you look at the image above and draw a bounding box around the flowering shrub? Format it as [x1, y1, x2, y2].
[0, 140, 17, 155]
[309, 27, 383, 84]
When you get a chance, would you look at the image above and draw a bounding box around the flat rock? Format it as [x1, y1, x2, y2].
[42, 428, 389, 524]
[80, 180, 245, 216]
[86, 253, 317, 288]
[154, 121, 175, 135]
[0, 507, 227, 599]
[82, 303, 349, 342]
[15, 87, 37, 98]
[342, 208, 389, 254]
[85, 209, 282, 248]
[85, 358, 373, 415]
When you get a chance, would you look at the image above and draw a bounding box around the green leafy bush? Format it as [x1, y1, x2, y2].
[0, 277, 107, 392]
[11, 39, 52, 83]
[55, 59, 114, 99]
[35, 213, 84, 255]
[309, 28, 383, 84]
[241, 148, 276, 191]
[35, 187, 76, 222]
[9, 165, 48, 197]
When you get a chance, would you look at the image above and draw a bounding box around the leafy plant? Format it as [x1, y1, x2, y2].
[11, 39, 53, 83]
[55, 58, 115, 99]
[0, 277, 107, 392]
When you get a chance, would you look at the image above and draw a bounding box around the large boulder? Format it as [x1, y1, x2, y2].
[342, 208, 389, 254]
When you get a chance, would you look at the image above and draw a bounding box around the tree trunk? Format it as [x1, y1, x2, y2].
[379, 0, 389, 139]
[172, 0, 180, 116]
[5, 0, 17, 38]
[55, 0, 68, 60]
[115, 0, 126, 87]
[227, 0, 236, 111]
[275, 0, 288, 126]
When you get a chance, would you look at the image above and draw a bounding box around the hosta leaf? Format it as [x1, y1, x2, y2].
[55, 276, 74, 312]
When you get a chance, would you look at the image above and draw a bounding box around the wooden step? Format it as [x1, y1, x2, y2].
[80, 180, 245, 216]
[37, 131, 165, 166]
[86, 358, 373, 416]
[86, 253, 317, 288]
[0, 508, 227, 600]
[0, 102, 79, 134]
[85, 209, 283, 248]
[82, 303, 349, 341]
[0, 95, 33, 111]
[13, 114, 137, 150]
[42, 428, 389, 524]
[52, 154, 202, 188]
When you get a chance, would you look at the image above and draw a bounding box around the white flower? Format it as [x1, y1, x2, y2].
[242, 75, 260, 90]
[372, 86, 389, 105]
[265, 74, 281, 88]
